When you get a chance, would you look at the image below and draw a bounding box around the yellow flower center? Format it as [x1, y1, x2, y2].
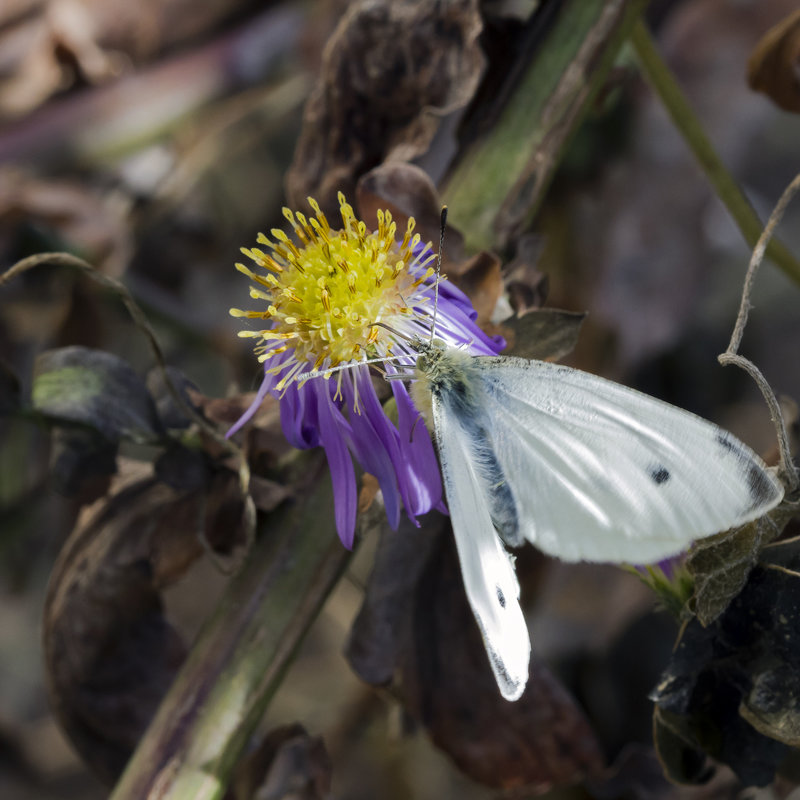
[231, 193, 434, 387]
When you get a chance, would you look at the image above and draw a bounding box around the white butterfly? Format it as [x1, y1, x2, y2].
[409, 338, 784, 702]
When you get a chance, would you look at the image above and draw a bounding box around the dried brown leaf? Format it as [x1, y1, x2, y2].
[347, 520, 603, 791]
[232, 724, 332, 800]
[43, 470, 197, 782]
[0, 0, 260, 117]
[504, 308, 586, 362]
[686, 500, 797, 626]
[747, 8, 800, 112]
[43, 457, 257, 782]
[356, 161, 504, 326]
[286, 0, 485, 212]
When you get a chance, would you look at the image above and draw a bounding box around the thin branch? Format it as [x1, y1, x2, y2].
[630, 21, 800, 286]
[725, 173, 800, 355]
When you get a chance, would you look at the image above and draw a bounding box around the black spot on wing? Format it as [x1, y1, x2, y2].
[715, 432, 739, 455]
[496, 586, 506, 608]
[716, 432, 780, 508]
[649, 465, 671, 486]
[746, 463, 780, 507]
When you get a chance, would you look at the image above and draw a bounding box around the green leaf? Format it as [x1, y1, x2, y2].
[32, 346, 163, 443]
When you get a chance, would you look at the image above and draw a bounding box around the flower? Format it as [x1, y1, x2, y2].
[229, 193, 503, 548]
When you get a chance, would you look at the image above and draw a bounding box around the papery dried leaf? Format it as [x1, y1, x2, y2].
[686, 501, 795, 626]
[192, 390, 291, 465]
[248, 474, 292, 514]
[154, 442, 211, 491]
[357, 161, 504, 325]
[44, 471, 199, 782]
[33, 346, 163, 443]
[652, 707, 713, 786]
[49, 425, 117, 500]
[232, 724, 332, 800]
[146, 365, 201, 431]
[747, 9, 800, 113]
[453, 250, 504, 325]
[504, 232, 549, 315]
[347, 520, 603, 791]
[504, 308, 586, 361]
[356, 162, 445, 246]
[0, 0, 260, 117]
[44, 457, 254, 782]
[740, 663, 800, 747]
[652, 561, 800, 787]
[201, 470, 251, 558]
[286, 0, 485, 212]
[346, 516, 440, 686]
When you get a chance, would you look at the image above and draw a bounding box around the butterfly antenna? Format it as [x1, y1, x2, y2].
[430, 205, 447, 344]
[294, 352, 416, 383]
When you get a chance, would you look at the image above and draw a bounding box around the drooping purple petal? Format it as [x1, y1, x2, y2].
[392, 379, 443, 515]
[341, 368, 402, 529]
[316, 386, 358, 549]
[280, 380, 320, 449]
[226, 370, 275, 438]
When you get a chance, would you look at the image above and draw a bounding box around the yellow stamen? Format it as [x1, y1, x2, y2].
[231, 193, 433, 378]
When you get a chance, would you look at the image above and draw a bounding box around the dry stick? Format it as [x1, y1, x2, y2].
[719, 174, 800, 492]
[0, 252, 256, 532]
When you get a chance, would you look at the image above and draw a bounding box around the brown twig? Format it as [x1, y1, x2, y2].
[719, 175, 800, 491]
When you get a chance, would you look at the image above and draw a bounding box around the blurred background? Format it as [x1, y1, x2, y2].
[1, 0, 800, 798]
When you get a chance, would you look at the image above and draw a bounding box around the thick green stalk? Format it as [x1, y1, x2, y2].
[445, 0, 650, 251]
[109, 462, 355, 800]
[630, 20, 800, 285]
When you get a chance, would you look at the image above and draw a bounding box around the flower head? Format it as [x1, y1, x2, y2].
[230, 193, 503, 547]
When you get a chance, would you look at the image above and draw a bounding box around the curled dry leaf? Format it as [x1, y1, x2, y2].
[232, 724, 332, 800]
[0, 0, 261, 117]
[43, 460, 253, 782]
[686, 499, 798, 626]
[747, 8, 800, 113]
[32, 345, 163, 443]
[286, 0, 485, 212]
[346, 519, 603, 792]
[356, 161, 505, 326]
[652, 556, 800, 787]
[49, 425, 118, 501]
[504, 308, 586, 362]
[357, 162, 455, 250]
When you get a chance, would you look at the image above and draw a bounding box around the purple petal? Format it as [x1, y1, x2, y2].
[392, 380, 442, 514]
[226, 370, 274, 438]
[342, 369, 402, 529]
[281, 380, 320, 448]
[316, 385, 358, 549]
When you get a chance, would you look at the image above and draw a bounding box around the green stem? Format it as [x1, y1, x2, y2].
[109, 460, 357, 800]
[630, 20, 800, 285]
[444, 0, 650, 251]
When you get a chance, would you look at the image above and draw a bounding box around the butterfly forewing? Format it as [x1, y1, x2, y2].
[471, 357, 784, 563]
